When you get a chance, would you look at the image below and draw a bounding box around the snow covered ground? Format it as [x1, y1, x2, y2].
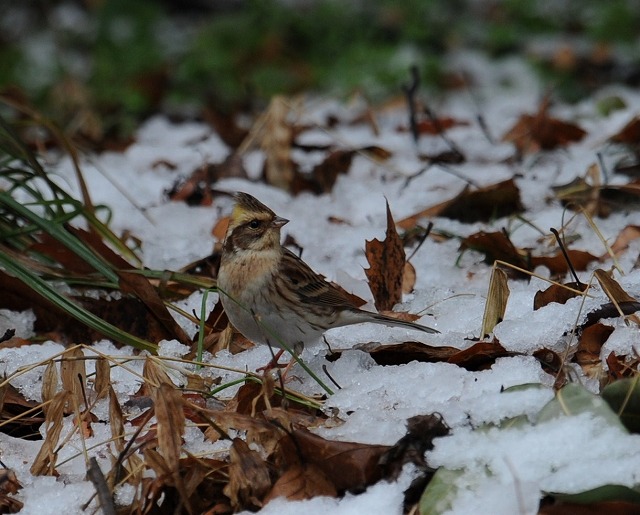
[2, 53, 640, 514]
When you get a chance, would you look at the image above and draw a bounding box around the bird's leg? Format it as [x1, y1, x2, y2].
[257, 342, 302, 382]
[257, 347, 287, 372]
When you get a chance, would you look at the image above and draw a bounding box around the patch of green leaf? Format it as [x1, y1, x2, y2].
[419, 468, 462, 515]
[552, 484, 640, 505]
[602, 377, 640, 433]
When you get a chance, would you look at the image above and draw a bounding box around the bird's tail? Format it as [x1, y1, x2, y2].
[369, 312, 439, 334]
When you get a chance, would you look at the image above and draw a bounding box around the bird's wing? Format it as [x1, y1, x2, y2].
[280, 249, 356, 309]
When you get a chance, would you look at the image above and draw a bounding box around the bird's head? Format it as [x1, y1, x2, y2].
[223, 192, 289, 253]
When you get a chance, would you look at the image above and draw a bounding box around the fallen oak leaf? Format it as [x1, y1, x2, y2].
[365, 200, 405, 311]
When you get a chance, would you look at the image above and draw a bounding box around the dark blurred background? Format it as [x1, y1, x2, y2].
[1, 0, 639, 144]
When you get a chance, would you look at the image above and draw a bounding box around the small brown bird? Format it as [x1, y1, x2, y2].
[217, 192, 438, 354]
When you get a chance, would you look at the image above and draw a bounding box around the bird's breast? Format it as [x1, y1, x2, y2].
[217, 248, 280, 300]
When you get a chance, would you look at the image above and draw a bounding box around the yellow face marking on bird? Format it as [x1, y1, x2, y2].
[224, 193, 289, 252]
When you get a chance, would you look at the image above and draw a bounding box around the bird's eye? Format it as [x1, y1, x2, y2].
[249, 220, 261, 229]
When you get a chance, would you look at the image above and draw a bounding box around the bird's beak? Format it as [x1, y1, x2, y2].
[272, 216, 289, 228]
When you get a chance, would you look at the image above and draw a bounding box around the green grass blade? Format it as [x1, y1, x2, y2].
[0, 252, 157, 353]
[0, 191, 120, 284]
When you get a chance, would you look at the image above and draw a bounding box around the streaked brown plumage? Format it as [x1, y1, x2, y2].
[217, 192, 438, 352]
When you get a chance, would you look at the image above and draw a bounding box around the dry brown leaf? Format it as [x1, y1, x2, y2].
[379, 413, 449, 497]
[576, 323, 614, 378]
[0, 470, 21, 497]
[142, 447, 171, 478]
[150, 382, 190, 510]
[41, 361, 58, 416]
[481, 267, 510, 338]
[212, 216, 230, 241]
[397, 116, 469, 135]
[292, 149, 355, 194]
[94, 357, 110, 400]
[223, 438, 272, 510]
[0, 335, 31, 348]
[265, 463, 337, 503]
[31, 390, 70, 476]
[150, 382, 185, 472]
[609, 225, 640, 256]
[438, 179, 523, 223]
[60, 346, 86, 413]
[278, 427, 390, 493]
[533, 347, 566, 389]
[605, 352, 639, 381]
[447, 340, 513, 370]
[610, 115, 640, 145]
[143, 358, 174, 388]
[398, 179, 523, 229]
[594, 269, 637, 304]
[108, 385, 125, 454]
[460, 231, 528, 270]
[531, 250, 599, 275]
[553, 170, 640, 217]
[169, 156, 247, 206]
[238, 95, 296, 191]
[118, 270, 192, 346]
[539, 500, 640, 515]
[502, 96, 586, 154]
[361, 145, 393, 161]
[203, 106, 249, 148]
[0, 383, 43, 438]
[402, 261, 416, 293]
[355, 341, 460, 366]
[365, 200, 405, 311]
[0, 468, 23, 513]
[199, 409, 280, 449]
[533, 281, 588, 310]
[75, 409, 98, 438]
[29, 232, 97, 275]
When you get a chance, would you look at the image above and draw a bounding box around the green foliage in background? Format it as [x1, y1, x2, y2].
[0, 0, 639, 139]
